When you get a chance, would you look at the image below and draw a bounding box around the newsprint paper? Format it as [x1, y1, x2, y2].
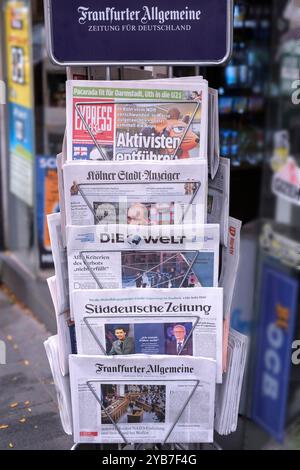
[63, 159, 208, 226]
[215, 329, 248, 436]
[66, 79, 208, 162]
[69, 355, 216, 444]
[208, 157, 230, 247]
[47, 213, 69, 313]
[47, 276, 72, 376]
[72, 287, 223, 383]
[66, 224, 220, 308]
[44, 336, 73, 435]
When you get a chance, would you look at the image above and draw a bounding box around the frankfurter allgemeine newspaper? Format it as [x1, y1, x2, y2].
[69, 355, 216, 444]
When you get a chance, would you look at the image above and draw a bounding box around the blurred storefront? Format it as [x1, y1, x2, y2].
[0, 0, 300, 449]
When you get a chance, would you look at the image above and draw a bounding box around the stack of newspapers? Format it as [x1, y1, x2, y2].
[45, 74, 248, 445]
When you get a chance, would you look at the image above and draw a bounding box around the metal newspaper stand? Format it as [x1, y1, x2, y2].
[44, 0, 234, 451]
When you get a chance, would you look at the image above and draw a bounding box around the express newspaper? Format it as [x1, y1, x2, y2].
[65, 73, 219, 175]
[66, 79, 208, 162]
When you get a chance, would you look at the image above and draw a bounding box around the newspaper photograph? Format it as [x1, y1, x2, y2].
[66, 79, 208, 162]
[142, 77, 219, 176]
[72, 287, 223, 382]
[66, 224, 220, 306]
[63, 160, 208, 227]
[69, 355, 216, 444]
[208, 157, 230, 247]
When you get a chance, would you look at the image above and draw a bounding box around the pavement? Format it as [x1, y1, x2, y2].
[0, 287, 73, 450]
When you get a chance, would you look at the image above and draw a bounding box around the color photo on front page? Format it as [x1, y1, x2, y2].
[69, 355, 216, 444]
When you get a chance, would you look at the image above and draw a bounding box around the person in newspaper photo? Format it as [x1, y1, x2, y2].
[165, 324, 193, 356]
[127, 203, 150, 225]
[108, 327, 135, 355]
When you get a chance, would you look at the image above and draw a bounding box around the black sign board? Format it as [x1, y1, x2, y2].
[45, 0, 233, 66]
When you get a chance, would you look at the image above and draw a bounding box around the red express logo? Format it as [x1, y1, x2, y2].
[73, 98, 115, 143]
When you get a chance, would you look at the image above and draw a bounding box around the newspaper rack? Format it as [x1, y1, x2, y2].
[74, 100, 201, 162]
[83, 314, 201, 356]
[85, 378, 200, 445]
[78, 249, 203, 291]
[64, 64, 226, 450]
[74, 180, 202, 226]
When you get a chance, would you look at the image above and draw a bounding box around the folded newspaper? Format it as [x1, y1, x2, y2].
[219, 217, 242, 320]
[63, 160, 208, 226]
[219, 217, 242, 371]
[66, 224, 220, 311]
[208, 87, 220, 179]
[47, 276, 73, 376]
[215, 329, 248, 436]
[47, 213, 69, 313]
[66, 79, 208, 162]
[69, 355, 216, 444]
[208, 157, 230, 247]
[72, 287, 223, 383]
[44, 335, 73, 435]
[56, 154, 67, 247]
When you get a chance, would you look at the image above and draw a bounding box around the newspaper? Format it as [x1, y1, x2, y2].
[66, 79, 208, 162]
[208, 88, 220, 179]
[219, 217, 242, 371]
[56, 153, 67, 247]
[47, 213, 69, 313]
[69, 354, 216, 444]
[65, 73, 220, 173]
[164, 78, 219, 177]
[66, 224, 220, 311]
[142, 77, 219, 176]
[219, 217, 242, 319]
[215, 329, 248, 436]
[62, 130, 67, 164]
[208, 157, 230, 247]
[47, 276, 72, 376]
[72, 287, 223, 383]
[44, 335, 73, 435]
[222, 318, 231, 373]
[63, 160, 208, 226]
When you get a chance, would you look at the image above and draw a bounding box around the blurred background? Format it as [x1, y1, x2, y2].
[0, 0, 300, 450]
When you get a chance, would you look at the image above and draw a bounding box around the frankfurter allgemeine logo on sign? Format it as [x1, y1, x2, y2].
[45, 0, 233, 65]
[77, 6, 203, 26]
